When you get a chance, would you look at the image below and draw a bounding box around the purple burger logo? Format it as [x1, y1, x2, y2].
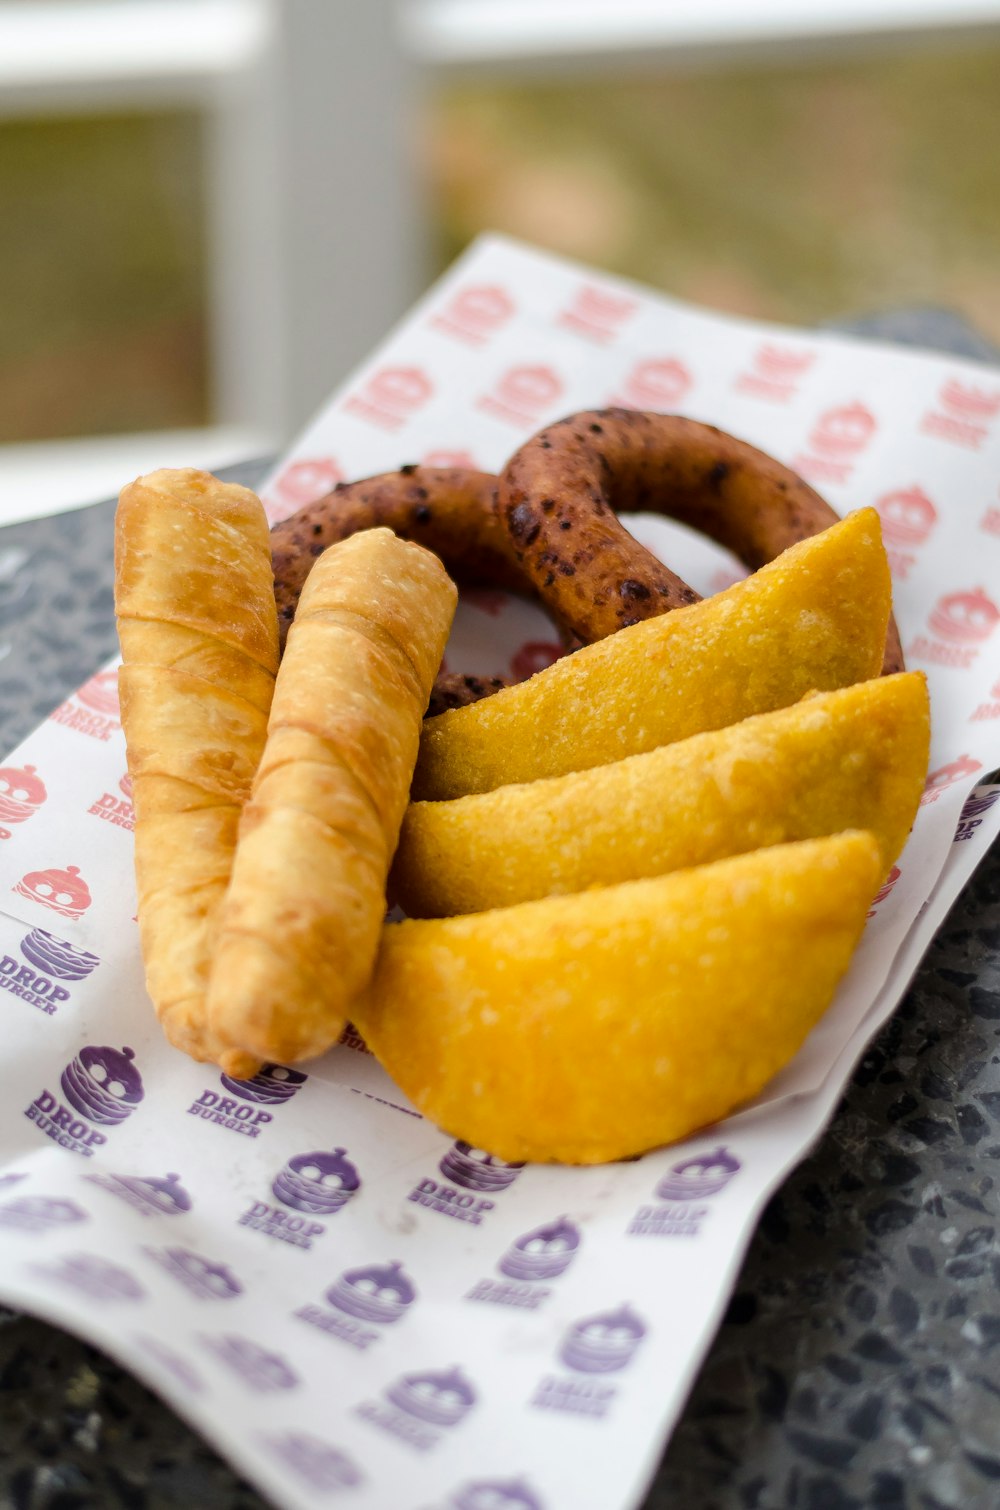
[22, 928, 100, 980]
[134, 1335, 204, 1395]
[221, 1062, 307, 1103]
[85, 1170, 192, 1219]
[62, 1045, 143, 1125]
[273, 1146, 360, 1214]
[447, 1478, 544, 1510]
[1, 928, 99, 1016]
[33, 1253, 145, 1302]
[531, 1305, 648, 1420]
[500, 1218, 581, 1281]
[955, 786, 1000, 842]
[560, 1304, 647, 1374]
[388, 1366, 476, 1427]
[408, 1141, 522, 1225]
[357, 1364, 477, 1452]
[187, 1061, 306, 1138]
[328, 1259, 416, 1323]
[440, 1142, 524, 1192]
[295, 1259, 417, 1351]
[238, 1145, 361, 1250]
[144, 1246, 243, 1301]
[656, 1146, 740, 1200]
[26, 1044, 144, 1157]
[467, 1216, 581, 1312]
[200, 1334, 298, 1392]
[261, 1432, 363, 1493]
[628, 1146, 741, 1238]
[0, 1195, 87, 1234]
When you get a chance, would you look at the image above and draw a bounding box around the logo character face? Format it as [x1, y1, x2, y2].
[499, 1218, 581, 1281]
[271, 458, 343, 507]
[810, 402, 876, 455]
[367, 367, 433, 412]
[497, 365, 563, 411]
[439, 1141, 525, 1192]
[876, 486, 937, 547]
[21, 929, 99, 981]
[621, 358, 691, 408]
[560, 1304, 647, 1374]
[219, 1062, 307, 1104]
[386, 1365, 476, 1426]
[61, 1045, 143, 1125]
[928, 588, 1000, 643]
[656, 1145, 741, 1201]
[448, 285, 514, 332]
[326, 1259, 416, 1323]
[0, 765, 47, 822]
[272, 1147, 360, 1214]
[15, 865, 92, 920]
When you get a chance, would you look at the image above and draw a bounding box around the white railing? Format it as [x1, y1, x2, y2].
[3, 0, 1000, 522]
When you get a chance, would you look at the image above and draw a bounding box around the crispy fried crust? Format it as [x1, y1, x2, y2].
[414, 509, 892, 801]
[207, 528, 457, 1071]
[393, 672, 929, 917]
[355, 833, 883, 1163]
[115, 468, 278, 1071]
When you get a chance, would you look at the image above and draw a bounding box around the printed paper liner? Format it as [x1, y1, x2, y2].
[0, 236, 998, 1510]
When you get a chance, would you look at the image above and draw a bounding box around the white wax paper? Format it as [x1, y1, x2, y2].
[0, 235, 998, 1510]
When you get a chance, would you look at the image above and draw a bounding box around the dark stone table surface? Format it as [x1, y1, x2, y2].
[0, 311, 998, 1510]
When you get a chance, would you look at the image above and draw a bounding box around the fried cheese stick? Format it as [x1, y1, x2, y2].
[115, 468, 278, 1070]
[207, 528, 456, 1072]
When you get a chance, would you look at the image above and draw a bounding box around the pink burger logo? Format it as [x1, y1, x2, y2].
[608, 357, 691, 411]
[14, 864, 92, 921]
[49, 669, 121, 741]
[343, 366, 433, 432]
[476, 364, 564, 428]
[0, 763, 47, 839]
[555, 284, 637, 345]
[867, 864, 901, 918]
[920, 754, 982, 806]
[792, 402, 876, 486]
[265, 457, 343, 523]
[88, 770, 135, 832]
[920, 377, 1000, 450]
[908, 587, 1000, 670]
[874, 485, 937, 581]
[733, 343, 815, 403]
[971, 672, 1000, 724]
[430, 284, 514, 346]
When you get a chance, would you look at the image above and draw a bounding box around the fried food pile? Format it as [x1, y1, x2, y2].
[114, 415, 930, 1164]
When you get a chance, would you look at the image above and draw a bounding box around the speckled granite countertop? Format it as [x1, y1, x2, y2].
[1, 312, 998, 1510]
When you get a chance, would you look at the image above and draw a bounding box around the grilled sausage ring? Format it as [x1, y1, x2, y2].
[498, 409, 904, 675]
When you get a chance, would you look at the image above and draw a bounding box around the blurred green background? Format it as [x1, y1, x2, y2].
[3, 44, 1000, 444]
